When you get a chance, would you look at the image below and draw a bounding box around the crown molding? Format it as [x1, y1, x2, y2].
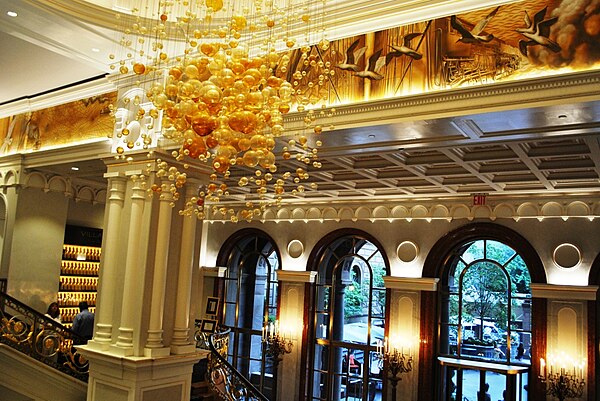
[284, 69, 600, 137]
[0, 76, 115, 119]
[206, 197, 600, 223]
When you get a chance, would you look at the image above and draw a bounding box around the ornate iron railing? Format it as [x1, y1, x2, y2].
[194, 321, 269, 401]
[0, 290, 89, 381]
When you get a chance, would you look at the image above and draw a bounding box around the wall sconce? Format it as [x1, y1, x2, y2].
[262, 320, 293, 401]
[539, 353, 585, 401]
[376, 337, 414, 401]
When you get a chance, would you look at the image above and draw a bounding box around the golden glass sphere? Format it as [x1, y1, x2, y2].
[190, 112, 217, 136]
[228, 110, 259, 134]
[242, 150, 259, 167]
[183, 135, 207, 159]
[205, 0, 224, 12]
[133, 63, 146, 75]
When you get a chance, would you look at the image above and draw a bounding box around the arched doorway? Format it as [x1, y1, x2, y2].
[306, 229, 390, 401]
[216, 229, 282, 397]
[420, 223, 546, 401]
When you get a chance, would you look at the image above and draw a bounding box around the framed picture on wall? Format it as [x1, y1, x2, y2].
[201, 319, 217, 333]
[205, 296, 219, 316]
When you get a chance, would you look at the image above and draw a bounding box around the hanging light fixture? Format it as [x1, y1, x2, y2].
[109, 0, 333, 222]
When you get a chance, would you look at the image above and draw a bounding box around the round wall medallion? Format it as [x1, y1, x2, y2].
[397, 241, 418, 263]
[553, 243, 581, 269]
[287, 239, 304, 258]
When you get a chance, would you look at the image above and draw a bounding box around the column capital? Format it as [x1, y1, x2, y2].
[530, 283, 598, 300]
[200, 266, 227, 277]
[383, 276, 439, 291]
[277, 270, 317, 283]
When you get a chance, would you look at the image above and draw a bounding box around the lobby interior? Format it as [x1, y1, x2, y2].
[0, 1, 599, 401]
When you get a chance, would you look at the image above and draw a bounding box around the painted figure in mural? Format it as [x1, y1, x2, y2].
[0, 111, 40, 153]
[386, 32, 424, 63]
[19, 112, 41, 150]
[336, 38, 367, 72]
[451, 6, 500, 44]
[355, 49, 386, 80]
[516, 6, 560, 57]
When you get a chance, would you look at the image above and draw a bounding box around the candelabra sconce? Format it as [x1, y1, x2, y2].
[262, 320, 293, 401]
[376, 338, 414, 401]
[262, 320, 293, 361]
[539, 356, 586, 401]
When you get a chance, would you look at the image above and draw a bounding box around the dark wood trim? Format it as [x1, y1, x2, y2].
[299, 281, 315, 401]
[418, 291, 437, 401]
[587, 300, 596, 401]
[530, 298, 547, 401]
[588, 251, 600, 401]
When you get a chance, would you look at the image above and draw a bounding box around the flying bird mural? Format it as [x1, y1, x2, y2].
[516, 6, 560, 57]
[451, 6, 500, 44]
[386, 32, 424, 64]
[355, 49, 386, 80]
[336, 38, 367, 72]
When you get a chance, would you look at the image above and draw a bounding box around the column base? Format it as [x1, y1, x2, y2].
[86, 339, 112, 352]
[79, 347, 201, 401]
[171, 344, 197, 355]
[144, 346, 171, 358]
[109, 344, 134, 357]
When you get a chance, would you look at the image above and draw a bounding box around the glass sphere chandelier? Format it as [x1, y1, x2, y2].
[109, 0, 333, 221]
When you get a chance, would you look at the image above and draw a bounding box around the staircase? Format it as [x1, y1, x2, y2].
[191, 357, 216, 401]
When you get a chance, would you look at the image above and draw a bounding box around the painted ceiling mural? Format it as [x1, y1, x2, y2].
[321, 0, 600, 104]
[0, 93, 116, 155]
[0, 0, 599, 154]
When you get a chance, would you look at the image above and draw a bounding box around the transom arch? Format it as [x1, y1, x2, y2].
[422, 222, 546, 284]
[307, 228, 391, 276]
[216, 228, 282, 268]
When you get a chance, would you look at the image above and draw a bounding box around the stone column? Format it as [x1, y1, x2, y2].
[171, 182, 202, 354]
[112, 173, 146, 355]
[275, 270, 317, 401]
[144, 178, 173, 357]
[88, 173, 126, 350]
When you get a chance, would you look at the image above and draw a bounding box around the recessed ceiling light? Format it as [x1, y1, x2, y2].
[7, 11, 18, 17]
[91, 48, 100, 53]
[71, 166, 80, 171]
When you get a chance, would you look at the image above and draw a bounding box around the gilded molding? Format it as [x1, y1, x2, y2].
[208, 198, 600, 223]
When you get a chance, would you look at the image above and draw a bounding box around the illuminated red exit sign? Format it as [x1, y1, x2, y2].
[473, 193, 487, 206]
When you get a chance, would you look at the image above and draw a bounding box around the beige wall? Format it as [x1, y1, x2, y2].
[201, 217, 600, 285]
[7, 187, 69, 313]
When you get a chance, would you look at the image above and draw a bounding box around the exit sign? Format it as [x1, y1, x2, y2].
[473, 194, 487, 206]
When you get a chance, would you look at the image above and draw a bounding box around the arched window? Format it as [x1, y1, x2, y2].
[218, 231, 281, 397]
[439, 239, 532, 401]
[308, 232, 388, 401]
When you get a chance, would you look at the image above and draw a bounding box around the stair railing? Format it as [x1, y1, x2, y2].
[0, 290, 89, 381]
[195, 322, 269, 401]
